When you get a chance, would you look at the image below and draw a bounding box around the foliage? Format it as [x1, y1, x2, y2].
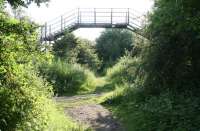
[53, 33, 101, 71]
[53, 33, 78, 62]
[102, 0, 200, 131]
[105, 84, 200, 131]
[0, 67, 89, 131]
[0, 67, 52, 130]
[106, 54, 140, 85]
[4, 0, 49, 8]
[76, 38, 101, 71]
[144, 0, 200, 94]
[0, 11, 39, 87]
[39, 59, 98, 95]
[0, 10, 89, 131]
[96, 29, 134, 70]
[0, 72, 90, 131]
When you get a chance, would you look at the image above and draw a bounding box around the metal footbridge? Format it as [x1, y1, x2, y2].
[40, 8, 147, 41]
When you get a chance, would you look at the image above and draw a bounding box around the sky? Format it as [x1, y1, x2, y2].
[25, 0, 154, 41]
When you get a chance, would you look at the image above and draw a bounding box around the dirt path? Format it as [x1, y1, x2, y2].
[55, 94, 124, 131]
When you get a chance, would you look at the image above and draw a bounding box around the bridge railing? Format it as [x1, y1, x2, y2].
[40, 8, 147, 41]
[77, 8, 129, 24]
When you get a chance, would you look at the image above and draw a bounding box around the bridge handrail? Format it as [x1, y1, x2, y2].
[40, 8, 147, 41]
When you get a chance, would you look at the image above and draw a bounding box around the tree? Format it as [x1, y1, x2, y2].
[144, 0, 200, 93]
[53, 33, 78, 63]
[76, 38, 101, 71]
[96, 29, 134, 70]
[53, 33, 101, 71]
[5, 0, 49, 8]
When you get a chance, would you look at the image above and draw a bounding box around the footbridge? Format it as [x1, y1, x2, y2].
[40, 8, 147, 41]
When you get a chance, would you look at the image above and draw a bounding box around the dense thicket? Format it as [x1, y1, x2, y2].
[104, 0, 200, 130]
[0, 2, 89, 130]
[0, 11, 48, 130]
[142, 0, 200, 95]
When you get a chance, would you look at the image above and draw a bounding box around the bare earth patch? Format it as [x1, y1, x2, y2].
[67, 104, 123, 131]
[54, 94, 124, 131]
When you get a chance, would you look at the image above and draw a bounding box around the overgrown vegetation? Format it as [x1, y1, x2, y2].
[38, 32, 103, 96]
[39, 59, 98, 95]
[102, 0, 200, 130]
[1, 0, 200, 130]
[0, 1, 90, 130]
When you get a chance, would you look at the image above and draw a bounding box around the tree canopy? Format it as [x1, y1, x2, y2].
[96, 29, 134, 70]
[143, 0, 200, 93]
[53, 33, 101, 71]
[3, 0, 49, 8]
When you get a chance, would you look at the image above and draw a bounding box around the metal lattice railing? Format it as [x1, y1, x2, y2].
[40, 8, 147, 41]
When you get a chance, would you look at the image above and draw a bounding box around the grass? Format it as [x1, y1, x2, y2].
[50, 99, 92, 131]
[36, 48, 144, 131]
[39, 59, 102, 96]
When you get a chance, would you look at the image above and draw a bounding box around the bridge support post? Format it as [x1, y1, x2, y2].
[111, 8, 113, 24]
[40, 26, 43, 41]
[94, 8, 96, 24]
[44, 22, 47, 41]
[127, 8, 129, 24]
[61, 16, 63, 31]
[49, 25, 51, 39]
[77, 8, 80, 24]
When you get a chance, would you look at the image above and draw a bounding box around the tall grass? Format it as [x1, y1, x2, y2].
[39, 59, 98, 96]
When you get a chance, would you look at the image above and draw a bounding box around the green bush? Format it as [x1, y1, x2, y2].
[0, 10, 89, 131]
[0, 66, 90, 131]
[39, 59, 97, 95]
[106, 54, 140, 85]
[105, 86, 200, 131]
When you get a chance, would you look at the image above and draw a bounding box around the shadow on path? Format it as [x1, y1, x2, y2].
[67, 104, 124, 131]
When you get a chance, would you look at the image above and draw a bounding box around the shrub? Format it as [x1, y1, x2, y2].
[0, 11, 89, 131]
[106, 55, 140, 85]
[0, 66, 90, 131]
[105, 86, 200, 131]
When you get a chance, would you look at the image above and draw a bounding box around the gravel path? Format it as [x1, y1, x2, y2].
[55, 94, 124, 131]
